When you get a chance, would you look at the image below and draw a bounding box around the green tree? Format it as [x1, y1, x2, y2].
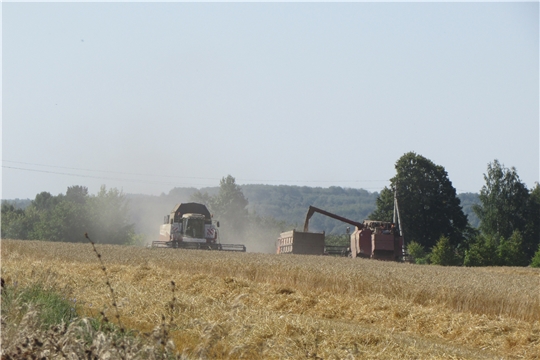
[406, 241, 428, 264]
[497, 230, 528, 267]
[36, 201, 88, 242]
[65, 185, 89, 204]
[23, 187, 90, 242]
[1, 203, 32, 239]
[24, 192, 63, 241]
[463, 234, 499, 267]
[368, 187, 394, 222]
[32, 191, 61, 211]
[190, 191, 214, 208]
[192, 175, 249, 238]
[430, 235, 461, 266]
[473, 160, 529, 239]
[212, 175, 249, 219]
[530, 243, 540, 268]
[370, 152, 468, 249]
[2, 186, 136, 244]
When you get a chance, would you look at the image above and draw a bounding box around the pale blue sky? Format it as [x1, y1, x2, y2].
[2, 2, 539, 199]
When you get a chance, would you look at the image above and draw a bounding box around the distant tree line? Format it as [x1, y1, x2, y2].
[1, 185, 138, 245]
[370, 152, 540, 267]
[1, 185, 481, 242]
[3, 154, 538, 266]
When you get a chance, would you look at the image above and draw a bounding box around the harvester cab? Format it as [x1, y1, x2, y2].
[181, 213, 206, 240]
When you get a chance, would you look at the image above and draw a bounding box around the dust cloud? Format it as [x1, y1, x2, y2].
[127, 190, 285, 253]
[219, 227, 279, 254]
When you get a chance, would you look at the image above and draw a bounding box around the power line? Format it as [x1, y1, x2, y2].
[2, 160, 391, 185]
[2, 160, 216, 180]
[2, 161, 479, 194]
[2, 165, 477, 194]
[1, 165, 210, 187]
[3, 164, 392, 195]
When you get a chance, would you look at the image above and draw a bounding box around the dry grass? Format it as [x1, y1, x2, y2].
[2, 239, 539, 359]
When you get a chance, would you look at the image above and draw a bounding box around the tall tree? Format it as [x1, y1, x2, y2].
[368, 187, 394, 222]
[212, 175, 249, 218]
[473, 160, 536, 259]
[473, 160, 529, 239]
[191, 175, 249, 241]
[369, 152, 468, 249]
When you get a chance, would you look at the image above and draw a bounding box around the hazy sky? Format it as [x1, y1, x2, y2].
[2, 2, 539, 200]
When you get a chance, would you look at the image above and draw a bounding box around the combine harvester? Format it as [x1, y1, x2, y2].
[152, 203, 246, 252]
[277, 203, 405, 261]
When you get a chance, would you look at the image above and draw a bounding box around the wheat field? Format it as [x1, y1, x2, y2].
[1, 239, 539, 359]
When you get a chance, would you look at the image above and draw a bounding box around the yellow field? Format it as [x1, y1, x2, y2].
[2, 239, 539, 359]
